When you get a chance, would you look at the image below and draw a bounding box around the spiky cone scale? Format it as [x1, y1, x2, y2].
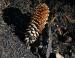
[32, 3, 49, 32]
[25, 3, 49, 49]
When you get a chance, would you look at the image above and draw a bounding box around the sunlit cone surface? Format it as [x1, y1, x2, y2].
[25, 3, 49, 48]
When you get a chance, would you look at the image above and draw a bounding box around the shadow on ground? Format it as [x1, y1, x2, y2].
[2, 7, 31, 42]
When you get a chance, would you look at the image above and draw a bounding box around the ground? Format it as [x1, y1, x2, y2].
[0, 0, 75, 58]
